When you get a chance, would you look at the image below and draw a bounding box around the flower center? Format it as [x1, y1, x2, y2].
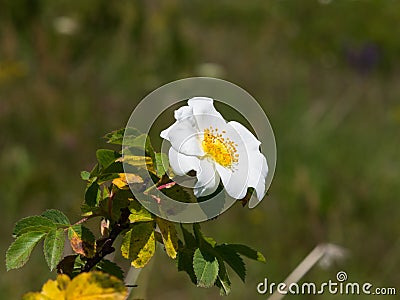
[202, 127, 239, 168]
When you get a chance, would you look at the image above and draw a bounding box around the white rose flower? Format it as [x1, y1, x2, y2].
[160, 97, 268, 205]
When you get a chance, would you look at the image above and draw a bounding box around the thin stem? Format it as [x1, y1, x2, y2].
[82, 207, 131, 273]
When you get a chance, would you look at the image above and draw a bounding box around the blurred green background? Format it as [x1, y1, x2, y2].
[1, 0, 399, 299]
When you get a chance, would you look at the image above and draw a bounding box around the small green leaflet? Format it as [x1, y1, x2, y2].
[215, 258, 231, 296]
[193, 248, 219, 288]
[95, 259, 124, 281]
[177, 246, 197, 284]
[44, 228, 65, 271]
[41, 209, 70, 226]
[13, 216, 56, 237]
[96, 149, 120, 170]
[223, 244, 266, 263]
[215, 244, 246, 282]
[84, 181, 100, 207]
[80, 170, 91, 181]
[104, 127, 141, 145]
[154, 152, 169, 177]
[6, 231, 47, 270]
[180, 224, 198, 249]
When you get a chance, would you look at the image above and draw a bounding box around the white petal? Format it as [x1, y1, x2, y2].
[228, 121, 268, 201]
[188, 97, 226, 130]
[160, 126, 171, 140]
[248, 154, 268, 208]
[248, 154, 268, 199]
[163, 120, 204, 156]
[161, 105, 196, 140]
[168, 147, 200, 176]
[174, 105, 193, 121]
[228, 121, 261, 151]
[214, 122, 268, 202]
[194, 159, 220, 197]
[188, 97, 222, 118]
[215, 163, 248, 199]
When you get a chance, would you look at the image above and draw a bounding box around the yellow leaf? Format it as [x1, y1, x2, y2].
[156, 217, 178, 259]
[112, 173, 143, 189]
[68, 225, 96, 258]
[116, 155, 152, 167]
[23, 272, 127, 300]
[128, 199, 154, 223]
[121, 222, 156, 268]
[65, 272, 127, 300]
[41, 274, 70, 298]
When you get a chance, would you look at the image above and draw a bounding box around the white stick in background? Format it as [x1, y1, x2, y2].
[268, 243, 348, 300]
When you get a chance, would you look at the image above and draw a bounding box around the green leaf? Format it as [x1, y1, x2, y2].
[225, 244, 266, 263]
[121, 222, 156, 268]
[85, 181, 100, 207]
[124, 134, 155, 161]
[95, 259, 124, 281]
[215, 259, 231, 296]
[116, 155, 152, 168]
[104, 189, 130, 221]
[80, 170, 91, 181]
[104, 127, 141, 145]
[156, 218, 178, 259]
[177, 247, 197, 284]
[68, 225, 96, 258]
[6, 231, 46, 270]
[193, 248, 219, 288]
[159, 184, 197, 205]
[42, 209, 70, 226]
[180, 224, 198, 249]
[215, 244, 246, 282]
[128, 199, 154, 223]
[96, 149, 120, 170]
[13, 216, 56, 237]
[101, 161, 123, 179]
[154, 152, 169, 177]
[56, 255, 78, 278]
[44, 228, 66, 271]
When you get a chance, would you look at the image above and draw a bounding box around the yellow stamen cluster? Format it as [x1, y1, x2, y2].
[202, 126, 239, 168]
